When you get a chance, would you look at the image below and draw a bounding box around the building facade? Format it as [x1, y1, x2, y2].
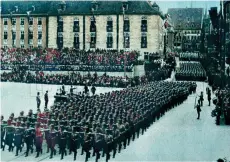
[224, 1, 230, 65]
[1, 1, 165, 59]
[168, 8, 203, 52]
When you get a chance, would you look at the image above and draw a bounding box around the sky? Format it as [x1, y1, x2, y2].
[155, 0, 220, 14]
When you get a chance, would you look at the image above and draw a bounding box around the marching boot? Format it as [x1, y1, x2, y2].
[47, 147, 49, 153]
[31, 148, 33, 154]
[50, 149, 53, 159]
[15, 147, 19, 156]
[61, 150, 64, 160]
[35, 151, 39, 158]
[118, 143, 122, 153]
[81, 148, 84, 155]
[74, 151, 77, 161]
[65, 149, 67, 156]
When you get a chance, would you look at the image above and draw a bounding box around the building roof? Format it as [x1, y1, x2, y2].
[1, 1, 164, 17]
[167, 8, 203, 30]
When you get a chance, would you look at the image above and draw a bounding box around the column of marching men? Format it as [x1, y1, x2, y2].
[1, 81, 197, 162]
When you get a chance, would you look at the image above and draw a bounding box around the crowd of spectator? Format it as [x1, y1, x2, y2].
[1, 65, 171, 88]
[175, 61, 206, 81]
[1, 48, 138, 72]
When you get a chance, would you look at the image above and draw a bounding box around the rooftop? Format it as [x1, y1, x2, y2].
[168, 8, 203, 30]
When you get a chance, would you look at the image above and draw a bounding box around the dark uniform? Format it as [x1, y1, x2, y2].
[5, 126, 15, 152]
[196, 103, 201, 119]
[44, 91, 49, 108]
[14, 127, 23, 156]
[58, 130, 67, 160]
[91, 86, 96, 96]
[24, 127, 34, 157]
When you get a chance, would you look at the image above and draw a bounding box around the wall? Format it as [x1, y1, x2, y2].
[48, 16, 57, 48]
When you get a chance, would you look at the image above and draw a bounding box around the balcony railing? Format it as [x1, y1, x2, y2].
[73, 26, 79, 32]
[20, 25, 24, 31]
[12, 25, 16, 31]
[29, 39, 33, 45]
[4, 25, 8, 31]
[38, 39, 42, 45]
[20, 40, 24, 45]
[107, 42, 113, 48]
[90, 43, 96, 48]
[38, 25, 42, 31]
[141, 42, 147, 48]
[107, 26, 113, 32]
[124, 42, 130, 48]
[141, 25, 147, 32]
[74, 43, 80, 49]
[90, 26, 96, 32]
[124, 26, 130, 32]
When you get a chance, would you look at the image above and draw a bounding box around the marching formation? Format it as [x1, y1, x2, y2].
[179, 52, 200, 61]
[175, 62, 206, 81]
[1, 81, 197, 162]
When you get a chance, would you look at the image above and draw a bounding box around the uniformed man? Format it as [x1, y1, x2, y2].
[24, 123, 34, 157]
[195, 102, 201, 120]
[14, 127, 23, 156]
[44, 91, 49, 108]
[36, 92, 41, 109]
[58, 127, 67, 160]
[35, 122, 43, 158]
[91, 85, 96, 96]
[70, 85, 76, 95]
[5, 126, 15, 152]
[48, 124, 57, 159]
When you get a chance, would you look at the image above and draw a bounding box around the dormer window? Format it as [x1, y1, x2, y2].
[122, 2, 128, 11]
[59, 3, 66, 11]
[91, 1, 98, 11]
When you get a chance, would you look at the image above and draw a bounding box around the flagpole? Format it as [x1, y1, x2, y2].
[123, 7, 126, 79]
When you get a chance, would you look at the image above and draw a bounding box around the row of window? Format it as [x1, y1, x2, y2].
[56, 32, 147, 49]
[3, 45, 41, 49]
[3, 31, 42, 40]
[3, 17, 42, 26]
[3, 39, 42, 45]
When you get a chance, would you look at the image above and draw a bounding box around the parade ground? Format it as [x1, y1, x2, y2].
[1, 82, 230, 161]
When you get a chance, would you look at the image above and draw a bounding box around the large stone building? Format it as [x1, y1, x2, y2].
[168, 8, 203, 52]
[1, 1, 165, 59]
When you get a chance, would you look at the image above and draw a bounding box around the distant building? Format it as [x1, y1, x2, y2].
[200, 9, 212, 54]
[224, 1, 230, 64]
[0, 1, 165, 59]
[168, 8, 203, 52]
